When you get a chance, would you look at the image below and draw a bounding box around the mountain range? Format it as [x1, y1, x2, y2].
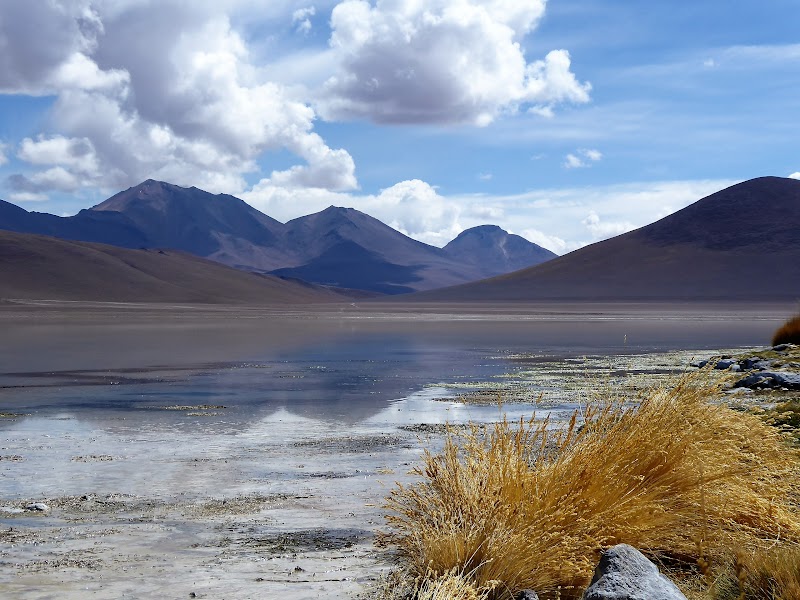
[412, 176, 800, 302]
[0, 180, 556, 294]
[2, 176, 798, 304]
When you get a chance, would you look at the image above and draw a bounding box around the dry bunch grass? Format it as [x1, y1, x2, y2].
[711, 544, 800, 600]
[772, 313, 800, 346]
[385, 374, 800, 600]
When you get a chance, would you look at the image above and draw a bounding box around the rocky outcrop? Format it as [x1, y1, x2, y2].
[734, 371, 800, 391]
[581, 544, 686, 600]
[693, 344, 800, 391]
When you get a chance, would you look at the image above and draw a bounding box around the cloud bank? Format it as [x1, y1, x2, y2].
[320, 0, 590, 125]
[1, 0, 356, 197]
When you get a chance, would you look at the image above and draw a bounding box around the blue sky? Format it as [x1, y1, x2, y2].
[0, 0, 798, 252]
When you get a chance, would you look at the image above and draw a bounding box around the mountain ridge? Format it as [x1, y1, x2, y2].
[407, 176, 800, 302]
[0, 180, 555, 294]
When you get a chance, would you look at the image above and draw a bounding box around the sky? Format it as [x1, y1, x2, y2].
[0, 0, 798, 254]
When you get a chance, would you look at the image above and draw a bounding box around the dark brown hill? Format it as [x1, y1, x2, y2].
[408, 177, 800, 302]
[0, 230, 342, 304]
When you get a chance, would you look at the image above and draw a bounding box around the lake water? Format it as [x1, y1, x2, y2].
[0, 303, 790, 599]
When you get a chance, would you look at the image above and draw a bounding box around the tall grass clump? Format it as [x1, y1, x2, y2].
[772, 313, 800, 346]
[385, 375, 800, 599]
[711, 544, 800, 600]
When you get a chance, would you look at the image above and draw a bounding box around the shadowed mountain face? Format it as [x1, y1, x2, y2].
[92, 180, 293, 270]
[0, 180, 555, 294]
[443, 225, 556, 274]
[411, 177, 800, 302]
[0, 198, 148, 247]
[0, 230, 342, 304]
[275, 206, 489, 292]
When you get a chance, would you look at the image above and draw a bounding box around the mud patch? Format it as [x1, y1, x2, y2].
[71, 455, 114, 462]
[234, 527, 369, 553]
[293, 434, 409, 453]
[162, 405, 227, 411]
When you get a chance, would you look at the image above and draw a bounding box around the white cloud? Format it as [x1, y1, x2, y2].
[319, 0, 589, 125]
[244, 177, 464, 246]
[581, 210, 636, 240]
[243, 177, 736, 255]
[292, 6, 316, 34]
[18, 136, 99, 174]
[8, 191, 48, 203]
[520, 228, 574, 255]
[563, 148, 603, 169]
[0, 142, 8, 166]
[789, 172, 800, 180]
[2, 1, 356, 198]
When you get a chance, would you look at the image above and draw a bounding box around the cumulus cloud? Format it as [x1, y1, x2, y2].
[581, 210, 635, 240]
[244, 177, 464, 246]
[8, 191, 49, 203]
[292, 6, 316, 34]
[2, 1, 356, 198]
[242, 178, 736, 254]
[564, 148, 603, 169]
[520, 228, 573, 255]
[320, 0, 590, 125]
[789, 172, 800, 180]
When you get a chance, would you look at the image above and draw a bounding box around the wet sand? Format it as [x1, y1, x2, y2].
[0, 300, 794, 599]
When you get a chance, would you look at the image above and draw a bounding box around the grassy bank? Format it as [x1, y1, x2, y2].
[382, 374, 800, 599]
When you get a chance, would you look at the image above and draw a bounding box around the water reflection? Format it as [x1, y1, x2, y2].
[0, 331, 508, 426]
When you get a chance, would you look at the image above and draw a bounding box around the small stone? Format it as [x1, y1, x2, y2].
[517, 591, 540, 600]
[25, 502, 49, 512]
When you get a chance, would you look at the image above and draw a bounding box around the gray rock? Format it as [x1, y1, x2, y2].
[582, 544, 686, 600]
[517, 591, 539, 600]
[740, 357, 773, 371]
[714, 359, 738, 370]
[25, 502, 49, 512]
[772, 343, 795, 352]
[691, 359, 709, 368]
[734, 371, 800, 390]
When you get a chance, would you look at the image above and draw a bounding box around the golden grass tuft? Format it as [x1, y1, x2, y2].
[711, 544, 800, 600]
[772, 313, 800, 346]
[385, 375, 800, 599]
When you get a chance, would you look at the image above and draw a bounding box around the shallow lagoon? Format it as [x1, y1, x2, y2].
[0, 302, 790, 598]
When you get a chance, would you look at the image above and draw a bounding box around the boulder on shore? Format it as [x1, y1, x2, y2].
[734, 371, 800, 391]
[582, 544, 686, 600]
